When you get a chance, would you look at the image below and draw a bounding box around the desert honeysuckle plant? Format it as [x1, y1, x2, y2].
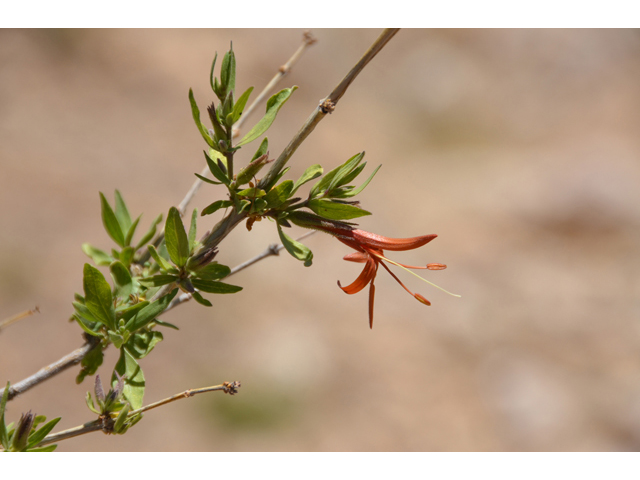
[0, 29, 458, 452]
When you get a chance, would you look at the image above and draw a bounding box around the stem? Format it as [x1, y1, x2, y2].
[231, 31, 317, 138]
[259, 28, 399, 189]
[0, 335, 101, 401]
[0, 306, 39, 332]
[34, 382, 240, 448]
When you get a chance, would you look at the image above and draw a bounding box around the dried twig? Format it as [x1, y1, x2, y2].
[0, 306, 39, 333]
[33, 381, 241, 448]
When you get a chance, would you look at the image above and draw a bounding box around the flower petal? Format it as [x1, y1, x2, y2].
[352, 230, 437, 251]
[337, 257, 377, 295]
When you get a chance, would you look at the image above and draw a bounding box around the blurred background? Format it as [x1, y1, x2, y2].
[1, 29, 640, 451]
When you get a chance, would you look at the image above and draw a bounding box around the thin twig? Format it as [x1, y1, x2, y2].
[232, 30, 317, 138]
[0, 306, 39, 333]
[0, 336, 101, 401]
[33, 381, 241, 448]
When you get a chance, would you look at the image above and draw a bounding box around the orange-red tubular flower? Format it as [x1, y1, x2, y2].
[287, 212, 457, 329]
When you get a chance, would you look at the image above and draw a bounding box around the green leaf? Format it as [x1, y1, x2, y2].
[192, 263, 230, 280]
[83, 263, 116, 330]
[229, 86, 254, 125]
[292, 164, 323, 194]
[236, 187, 266, 198]
[277, 223, 313, 267]
[191, 278, 243, 294]
[125, 215, 141, 247]
[148, 245, 172, 272]
[119, 246, 135, 269]
[113, 348, 145, 410]
[327, 152, 365, 192]
[135, 213, 163, 251]
[73, 301, 99, 324]
[220, 48, 236, 98]
[100, 192, 125, 247]
[189, 88, 215, 148]
[76, 345, 104, 384]
[236, 199, 251, 214]
[264, 180, 294, 209]
[137, 275, 178, 287]
[82, 244, 114, 266]
[201, 200, 233, 216]
[165, 207, 190, 268]
[335, 164, 382, 198]
[114, 190, 132, 233]
[85, 392, 100, 414]
[127, 331, 163, 359]
[125, 289, 178, 332]
[113, 403, 130, 434]
[28, 444, 58, 452]
[154, 319, 179, 330]
[209, 52, 218, 92]
[204, 150, 230, 185]
[110, 261, 133, 298]
[27, 417, 61, 449]
[237, 87, 298, 147]
[307, 199, 371, 221]
[191, 291, 212, 307]
[109, 331, 125, 349]
[73, 314, 101, 337]
[194, 172, 222, 185]
[118, 301, 150, 322]
[1, 382, 10, 449]
[262, 166, 291, 193]
[252, 137, 269, 161]
[188, 208, 198, 253]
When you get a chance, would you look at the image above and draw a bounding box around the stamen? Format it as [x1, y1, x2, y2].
[369, 250, 461, 298]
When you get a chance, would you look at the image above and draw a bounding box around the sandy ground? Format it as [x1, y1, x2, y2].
[1, 29, 640, 451]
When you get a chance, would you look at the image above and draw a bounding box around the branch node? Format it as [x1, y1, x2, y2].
[319, 99, 336, 114]
[222, 381, 241, 395]
[268, 243, 281, 256]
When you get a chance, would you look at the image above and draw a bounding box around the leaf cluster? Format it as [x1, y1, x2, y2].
[1, 383, 61, 452]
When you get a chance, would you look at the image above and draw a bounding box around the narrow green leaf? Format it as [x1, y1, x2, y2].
[236, 187, 266, 197]
[264, 180, 294, 209]
[336, 164, 381, 198]
[119, 246, 135, 268]
[109, 331, 125, 349]
[114, 190, 132, 233]
[154, 319, 179, 330]
[73, 314, 101, 337]
[124, 215, 141, 247]
[327, 152, 365, 192]
[135, 214, 163, 251]
[118, 301, 150, 322]
[188, 88, 215, 148]
[220, 48, 236, 98]
[307, 199, 371, 220]
[262, 166, 290, 193]
[277, 223, 313, 267]
[192, 263, 230, 280]
[292, 164, 323, 194]
[82, 244, 114, 266]
[1, 382, 10, 449]
[113, 348, 145, 410]
[201, 200, 233, 216]
[191, 278, 243, 294]
[252, 137, 269, 161]
[76, 345, 104, 384]
[83, 263, 116, 330]
[85, 392, 100, 415]
[148, 244, 172, 272]
[72, 301, 99, 324]
[229, 86, 254, 125]
[100, 192, 125, 247]
[165, 207, 190, 268]
[209, 52, 218, 92]
[237, 87, 298, 147]
[194, 172, 222, 185]
[188, 208, 198, 253]
[28, 444, 58, 452]
[137, 275, 178, 287]
[113, 403, 130, 434]
[335, 162, 366, 189]
[236, 199, 251, 214]
[125, 289, 178, 332]
[110, 261, 133, 298]
[191, 291, 213, 306]
[26, 418, 61, 449]
[204, 150, 230, 185]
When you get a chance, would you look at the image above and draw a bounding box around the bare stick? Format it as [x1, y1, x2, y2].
[0, 306, 39, 332]
[232, 30, 317, 138]
[259, 28, 399, 189]
[33, 381, 241, 448]
[0, 336, 100, 401]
